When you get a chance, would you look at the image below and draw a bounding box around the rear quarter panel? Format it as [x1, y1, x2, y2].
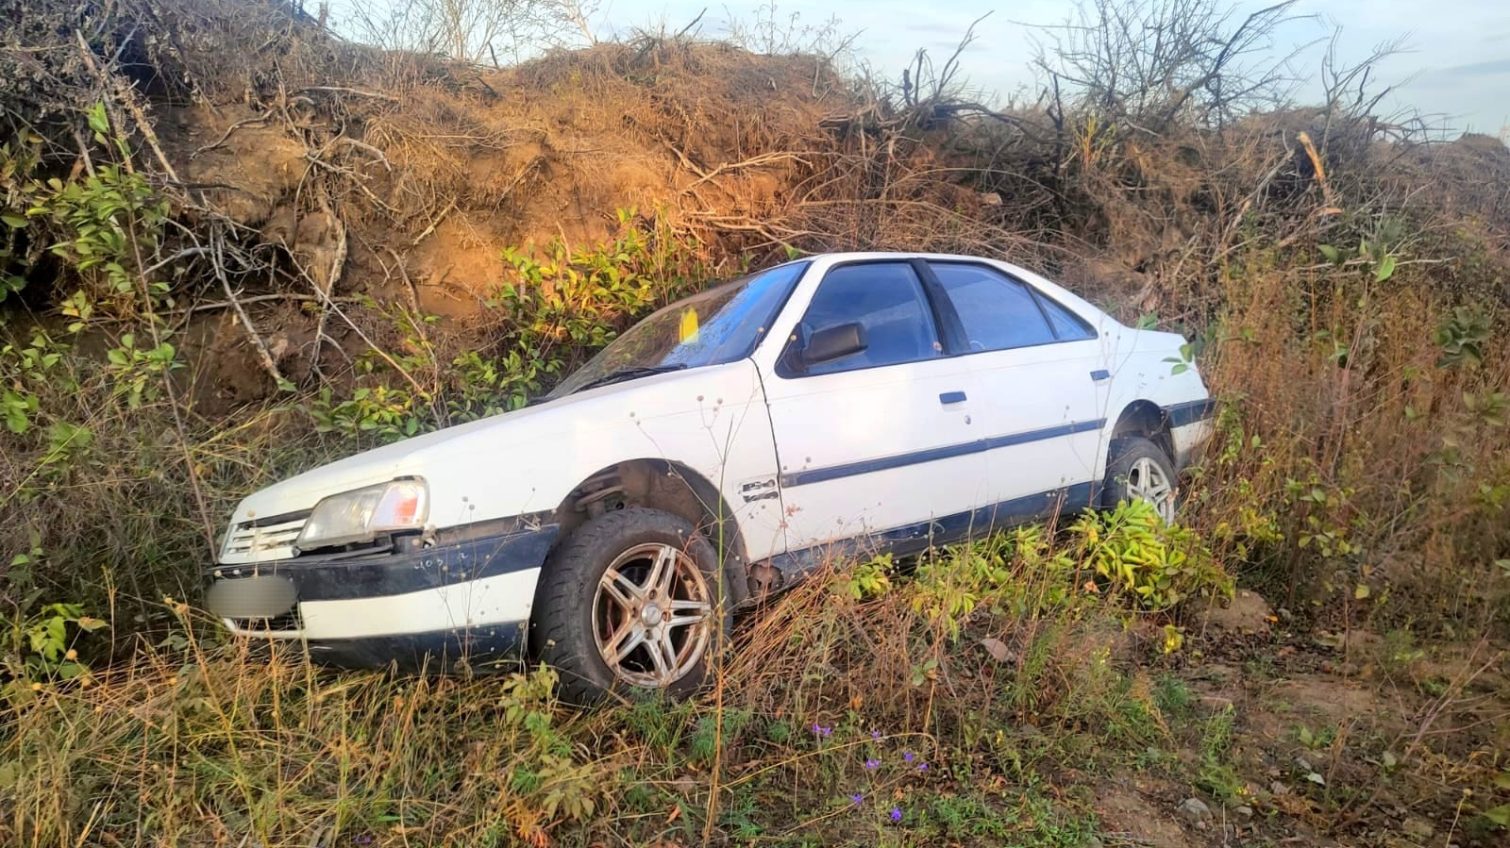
[1096, 325, 1211, 472]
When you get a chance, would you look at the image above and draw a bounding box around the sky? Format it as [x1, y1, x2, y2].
[583, 0, 1510, 136]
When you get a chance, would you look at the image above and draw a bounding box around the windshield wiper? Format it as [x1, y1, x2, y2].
[572, 364, 688, 394]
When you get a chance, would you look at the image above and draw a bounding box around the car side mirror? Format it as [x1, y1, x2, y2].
[801, 322, 867, 366]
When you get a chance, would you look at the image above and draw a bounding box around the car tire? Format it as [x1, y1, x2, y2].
[531, 507, 730, 704]
[1102, 436, 1179, 524]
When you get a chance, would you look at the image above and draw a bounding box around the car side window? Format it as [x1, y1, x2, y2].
[930, 263, 1057, 351]
[796, 262, 942, 376]
[1039, 294, 1096, 341]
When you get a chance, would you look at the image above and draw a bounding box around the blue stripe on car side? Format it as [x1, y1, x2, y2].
[1164, 398, 1216, 427]
[780, 440, 985, 487]
[779, 418, 1107, 488]
[982, 418, 1105, 451]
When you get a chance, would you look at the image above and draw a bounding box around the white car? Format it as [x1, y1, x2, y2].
[206, 252, 1212, 700]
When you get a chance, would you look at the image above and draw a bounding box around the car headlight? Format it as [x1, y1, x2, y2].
[295, 479, 428, 550]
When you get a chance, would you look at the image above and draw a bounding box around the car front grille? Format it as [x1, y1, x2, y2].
[221, 511, 311, 563]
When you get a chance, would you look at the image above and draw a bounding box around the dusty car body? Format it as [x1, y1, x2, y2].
[206, 252, 1212, 699]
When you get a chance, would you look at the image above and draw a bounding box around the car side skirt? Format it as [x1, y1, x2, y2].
[765, 481, 1096, 585]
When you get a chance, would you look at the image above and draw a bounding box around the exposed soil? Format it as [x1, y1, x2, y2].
[1082, 593, 1510, 848]
[1096, 781, 1198, 847]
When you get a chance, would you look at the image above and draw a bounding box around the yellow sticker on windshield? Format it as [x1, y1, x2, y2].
[678, 308, 700, 344]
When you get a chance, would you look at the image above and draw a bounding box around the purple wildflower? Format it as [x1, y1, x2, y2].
[812, 723, 832, 738]
[902, 751, 915, 764]
[917, 762, 929, 772]
[850, 792, 864, 806]
[864, 758, 880, 770]
[889, 806, 903, 823]
[871, 729, 882, 741]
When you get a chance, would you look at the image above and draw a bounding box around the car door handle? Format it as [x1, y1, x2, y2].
[1090, 369, 1110, 382]
[939, 391, 967, 405]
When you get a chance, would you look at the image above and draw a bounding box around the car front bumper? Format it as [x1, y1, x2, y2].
[205, 523, 559, 669]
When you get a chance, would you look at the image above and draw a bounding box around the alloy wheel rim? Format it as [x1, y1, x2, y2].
[1126, 456, 1176, 523]
[592, 542, 713, 688]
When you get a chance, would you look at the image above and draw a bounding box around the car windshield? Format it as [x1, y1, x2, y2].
[547, 261, 809, 398]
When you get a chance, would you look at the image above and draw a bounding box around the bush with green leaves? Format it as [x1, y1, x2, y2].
[486, 209, 716, 394]
[1436, 305, 1493, 369]
[311, 210, 723, 444]
[3, 104, 170, 313]
[839, 553, 894, 601]
[1069, 498, 1233, 611]
[910, 525, 1081, 639]
[1, 599, 107, 704]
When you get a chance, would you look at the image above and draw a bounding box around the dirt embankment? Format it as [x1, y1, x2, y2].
[7, 0, 1509, 412]
[5, 0, 878, 408]
[166, 41, 841, 313]
[145, 31, 859, 408]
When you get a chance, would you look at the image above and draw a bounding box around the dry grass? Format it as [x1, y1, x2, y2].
[0, 534, 1205, 847]
[5, 537, 1505, 847]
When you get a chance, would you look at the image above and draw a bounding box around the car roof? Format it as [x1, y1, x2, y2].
[804, 251, 1000, 262]
[789, 252, 1107, 326]
[796, 251, 1040, 279]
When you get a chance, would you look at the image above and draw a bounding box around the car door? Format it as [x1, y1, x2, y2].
[924, 261, 1107, 522]
[759, 260, 992, 559]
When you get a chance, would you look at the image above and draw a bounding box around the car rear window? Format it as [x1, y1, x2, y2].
[931, 262, 1096, 349]
[930, 263, 1056, 351]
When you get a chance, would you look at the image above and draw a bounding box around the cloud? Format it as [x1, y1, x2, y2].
[1429, 58, 1510, 79]
[901, 22, 983, 38]
[925, 39, 991, 53]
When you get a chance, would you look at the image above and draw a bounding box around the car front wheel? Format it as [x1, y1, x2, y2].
[1102, 436, 1179, 523]
[531, 507, 729, 703]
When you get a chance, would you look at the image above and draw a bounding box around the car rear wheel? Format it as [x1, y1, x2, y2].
[531, 507, 729, 703]
[1102, 436, 1178, 523]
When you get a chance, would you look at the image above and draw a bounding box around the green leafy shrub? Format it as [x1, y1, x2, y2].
[1070, 499, 1233, 610]
[1436, 305, 1492, 369]
[0, 137, 43, 301]
[309, 210, 721, 445]
[3, 105, 169, 313]
[1, 599, 106, 703]
[910, 526, 1083, 638]
[839, 553, 894, 600]
[484, 209, 714, 397]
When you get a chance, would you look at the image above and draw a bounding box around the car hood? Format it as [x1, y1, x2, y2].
[231, 363, 746, 523]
